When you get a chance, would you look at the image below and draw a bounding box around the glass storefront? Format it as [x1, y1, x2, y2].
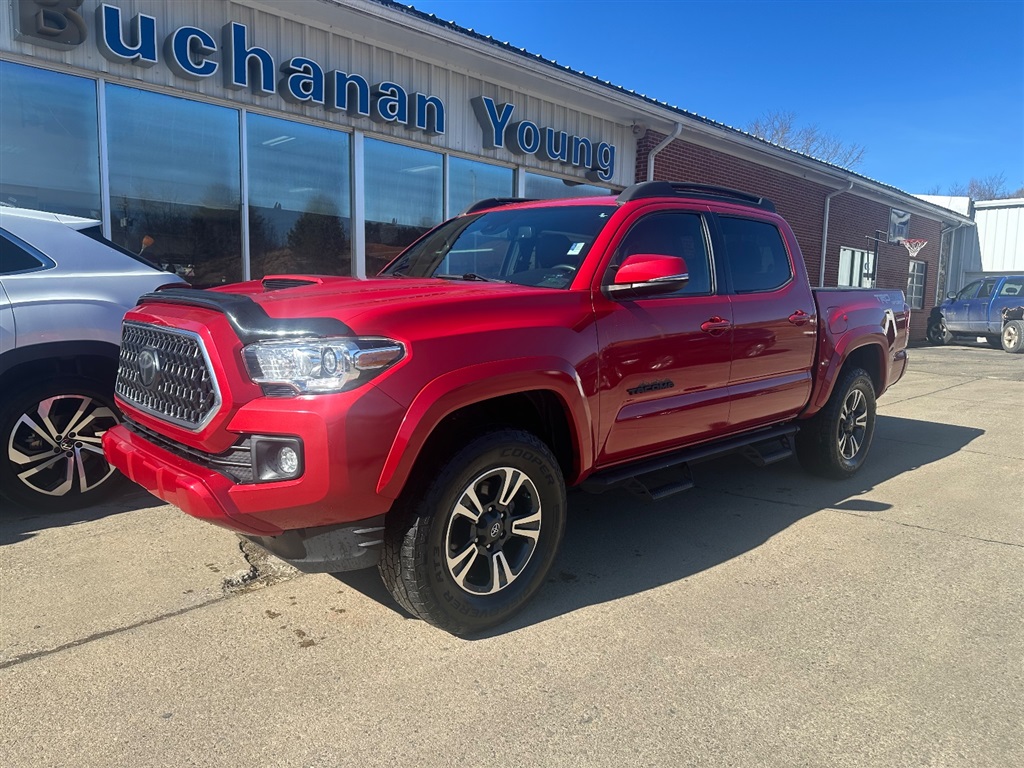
[525, 172, 611, 200]
[0, 61, 612, 283]
[449, 157, 514, 216]
[364, 139, 443, 276]
[0, 61, 100, 218]
[247, 113, 351, 278]
[107, 86, 242, 286]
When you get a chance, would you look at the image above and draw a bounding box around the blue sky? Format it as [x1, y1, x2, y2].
[406, 0, 1024, 195]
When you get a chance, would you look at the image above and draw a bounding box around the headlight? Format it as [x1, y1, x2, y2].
[242, 337, 404, 395]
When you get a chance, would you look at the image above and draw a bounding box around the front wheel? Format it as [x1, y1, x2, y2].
[796, 367, 877, 479]
[379, 430, 566, 635]
[1002, 320, 1024, 353]
[926, 319, 952, 345]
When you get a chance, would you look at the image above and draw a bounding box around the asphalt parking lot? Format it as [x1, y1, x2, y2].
[1, 342, 1021, 767]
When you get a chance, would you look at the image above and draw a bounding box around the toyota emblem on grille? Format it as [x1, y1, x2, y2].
[138, 348, 161, 388]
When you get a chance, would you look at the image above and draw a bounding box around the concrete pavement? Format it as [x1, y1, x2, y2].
[1, 343, 1021, 767]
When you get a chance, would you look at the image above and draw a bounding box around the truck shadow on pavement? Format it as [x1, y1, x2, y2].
[0, 488, 166, 547]
[332, 415, 984, 636]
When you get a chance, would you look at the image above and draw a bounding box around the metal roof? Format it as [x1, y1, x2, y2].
[368, 0, 974, 226]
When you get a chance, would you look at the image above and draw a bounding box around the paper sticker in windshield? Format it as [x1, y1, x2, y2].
[568, 242, 585, 256]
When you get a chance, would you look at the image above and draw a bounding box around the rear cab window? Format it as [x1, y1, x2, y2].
[718, 216, 793, 293]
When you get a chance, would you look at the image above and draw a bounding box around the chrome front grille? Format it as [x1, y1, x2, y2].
[116, 321, 222, 430]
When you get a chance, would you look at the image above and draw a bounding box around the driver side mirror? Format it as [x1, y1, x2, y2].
[605, 254, 689, 299]
[946, 291, 956, 300]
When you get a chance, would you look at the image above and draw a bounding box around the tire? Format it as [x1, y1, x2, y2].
[1002, 320, 1024, 353]
[0, 378, 126, 512]
[926, 319, 952, 345]
[379, 429, 566, 635]
[985, 335, 1003, 349]
[796, 367, 877, 480]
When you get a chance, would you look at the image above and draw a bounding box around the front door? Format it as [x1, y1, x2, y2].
[943, 280, 980, 331]
[594, 209, 733, 464]
[967, 278, 1000, 333]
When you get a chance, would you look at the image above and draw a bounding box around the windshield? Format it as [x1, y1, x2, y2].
[381, 205, 614, 288]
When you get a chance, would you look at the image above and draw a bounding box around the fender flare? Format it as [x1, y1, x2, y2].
[0, 340, 120, 379]
[375, 356, 594, 499]
[807, 330, 889, 415]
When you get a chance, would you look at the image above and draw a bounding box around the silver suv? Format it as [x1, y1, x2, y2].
[0, 207, 186, 511]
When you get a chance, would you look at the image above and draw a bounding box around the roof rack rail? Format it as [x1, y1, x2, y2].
[617, 181, 776, 212]
[461, 197, 538, 215]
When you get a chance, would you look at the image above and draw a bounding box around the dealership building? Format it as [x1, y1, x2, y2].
[1, 0, 973, 339]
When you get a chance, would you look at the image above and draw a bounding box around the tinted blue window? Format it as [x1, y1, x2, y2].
[0, 62, 100, 218]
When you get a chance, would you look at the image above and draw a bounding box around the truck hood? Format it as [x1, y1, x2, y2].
[210, 275, 558, 332]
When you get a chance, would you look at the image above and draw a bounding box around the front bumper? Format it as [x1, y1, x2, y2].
[103, 386, 405, 536]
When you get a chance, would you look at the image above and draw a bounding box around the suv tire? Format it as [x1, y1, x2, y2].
[0, 378, 125, 512]
[379, 429, 566, 635]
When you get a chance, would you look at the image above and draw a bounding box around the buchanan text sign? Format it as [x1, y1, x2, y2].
[13, 0, 617, 181]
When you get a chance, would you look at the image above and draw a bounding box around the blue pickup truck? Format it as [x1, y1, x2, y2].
[927, 274, 1024, 353]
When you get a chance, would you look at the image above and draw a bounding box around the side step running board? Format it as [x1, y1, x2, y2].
[581, 424, 798, 501]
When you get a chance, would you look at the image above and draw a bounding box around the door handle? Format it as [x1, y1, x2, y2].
[788, 310, 811, 326]
[700, 317, 731, 333]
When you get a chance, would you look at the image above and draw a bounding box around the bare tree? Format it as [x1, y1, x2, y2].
[947, 173, 1024, 200]
[747, 110, 866, 169]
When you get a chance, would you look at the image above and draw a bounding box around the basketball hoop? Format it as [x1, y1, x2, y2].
[899, 238, 927, 258]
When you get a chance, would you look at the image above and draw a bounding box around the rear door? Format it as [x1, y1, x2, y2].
[593, 207, 733, 464]
[714, 214, 817, 431]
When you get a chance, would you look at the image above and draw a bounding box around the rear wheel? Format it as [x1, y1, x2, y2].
[379, 429, 566, 635]
[1002, 320, 1024, 353]
[0, 378, 125, 511]
[796, 367, 877, 479]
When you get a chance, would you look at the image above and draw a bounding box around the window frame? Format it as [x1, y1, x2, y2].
[907, 258, 926, 310]
[716, 214, 794, 295]
[604, 210, 717, 299]
[0, 228, 54, 276]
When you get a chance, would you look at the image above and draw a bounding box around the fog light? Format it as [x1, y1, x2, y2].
[277, 445, 299, 475]
[251, 437, 304, 482]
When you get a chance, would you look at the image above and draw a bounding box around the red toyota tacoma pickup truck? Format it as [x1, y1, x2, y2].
[103, 182, 908, 634]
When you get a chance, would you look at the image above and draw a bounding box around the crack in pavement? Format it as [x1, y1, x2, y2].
[833, 509, 1024, 549]
[705, 488, 1023, 549]
[0, 594, 232, 672]
[1, 540, 302, 673]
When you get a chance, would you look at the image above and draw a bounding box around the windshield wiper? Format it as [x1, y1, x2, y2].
[434, 273, 508, 283]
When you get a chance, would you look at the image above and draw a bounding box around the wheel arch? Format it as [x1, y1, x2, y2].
[376, 360, 593, 500]
[0, 341, 120, 393]
[806, 335, 887, 417]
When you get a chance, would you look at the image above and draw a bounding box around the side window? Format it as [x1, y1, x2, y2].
[612, 212, 712, 296]
[955, 281, 981, 301]
[0, 231, 45, 275]
[977, 279, 999, 300]
[998, 278, 1024, 297]
[719, 217, 793, 293]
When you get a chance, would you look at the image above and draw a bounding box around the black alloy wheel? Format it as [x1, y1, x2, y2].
[379, 429, 566, 635]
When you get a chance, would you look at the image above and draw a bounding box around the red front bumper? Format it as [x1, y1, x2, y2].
[103, 386, 406, 535]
